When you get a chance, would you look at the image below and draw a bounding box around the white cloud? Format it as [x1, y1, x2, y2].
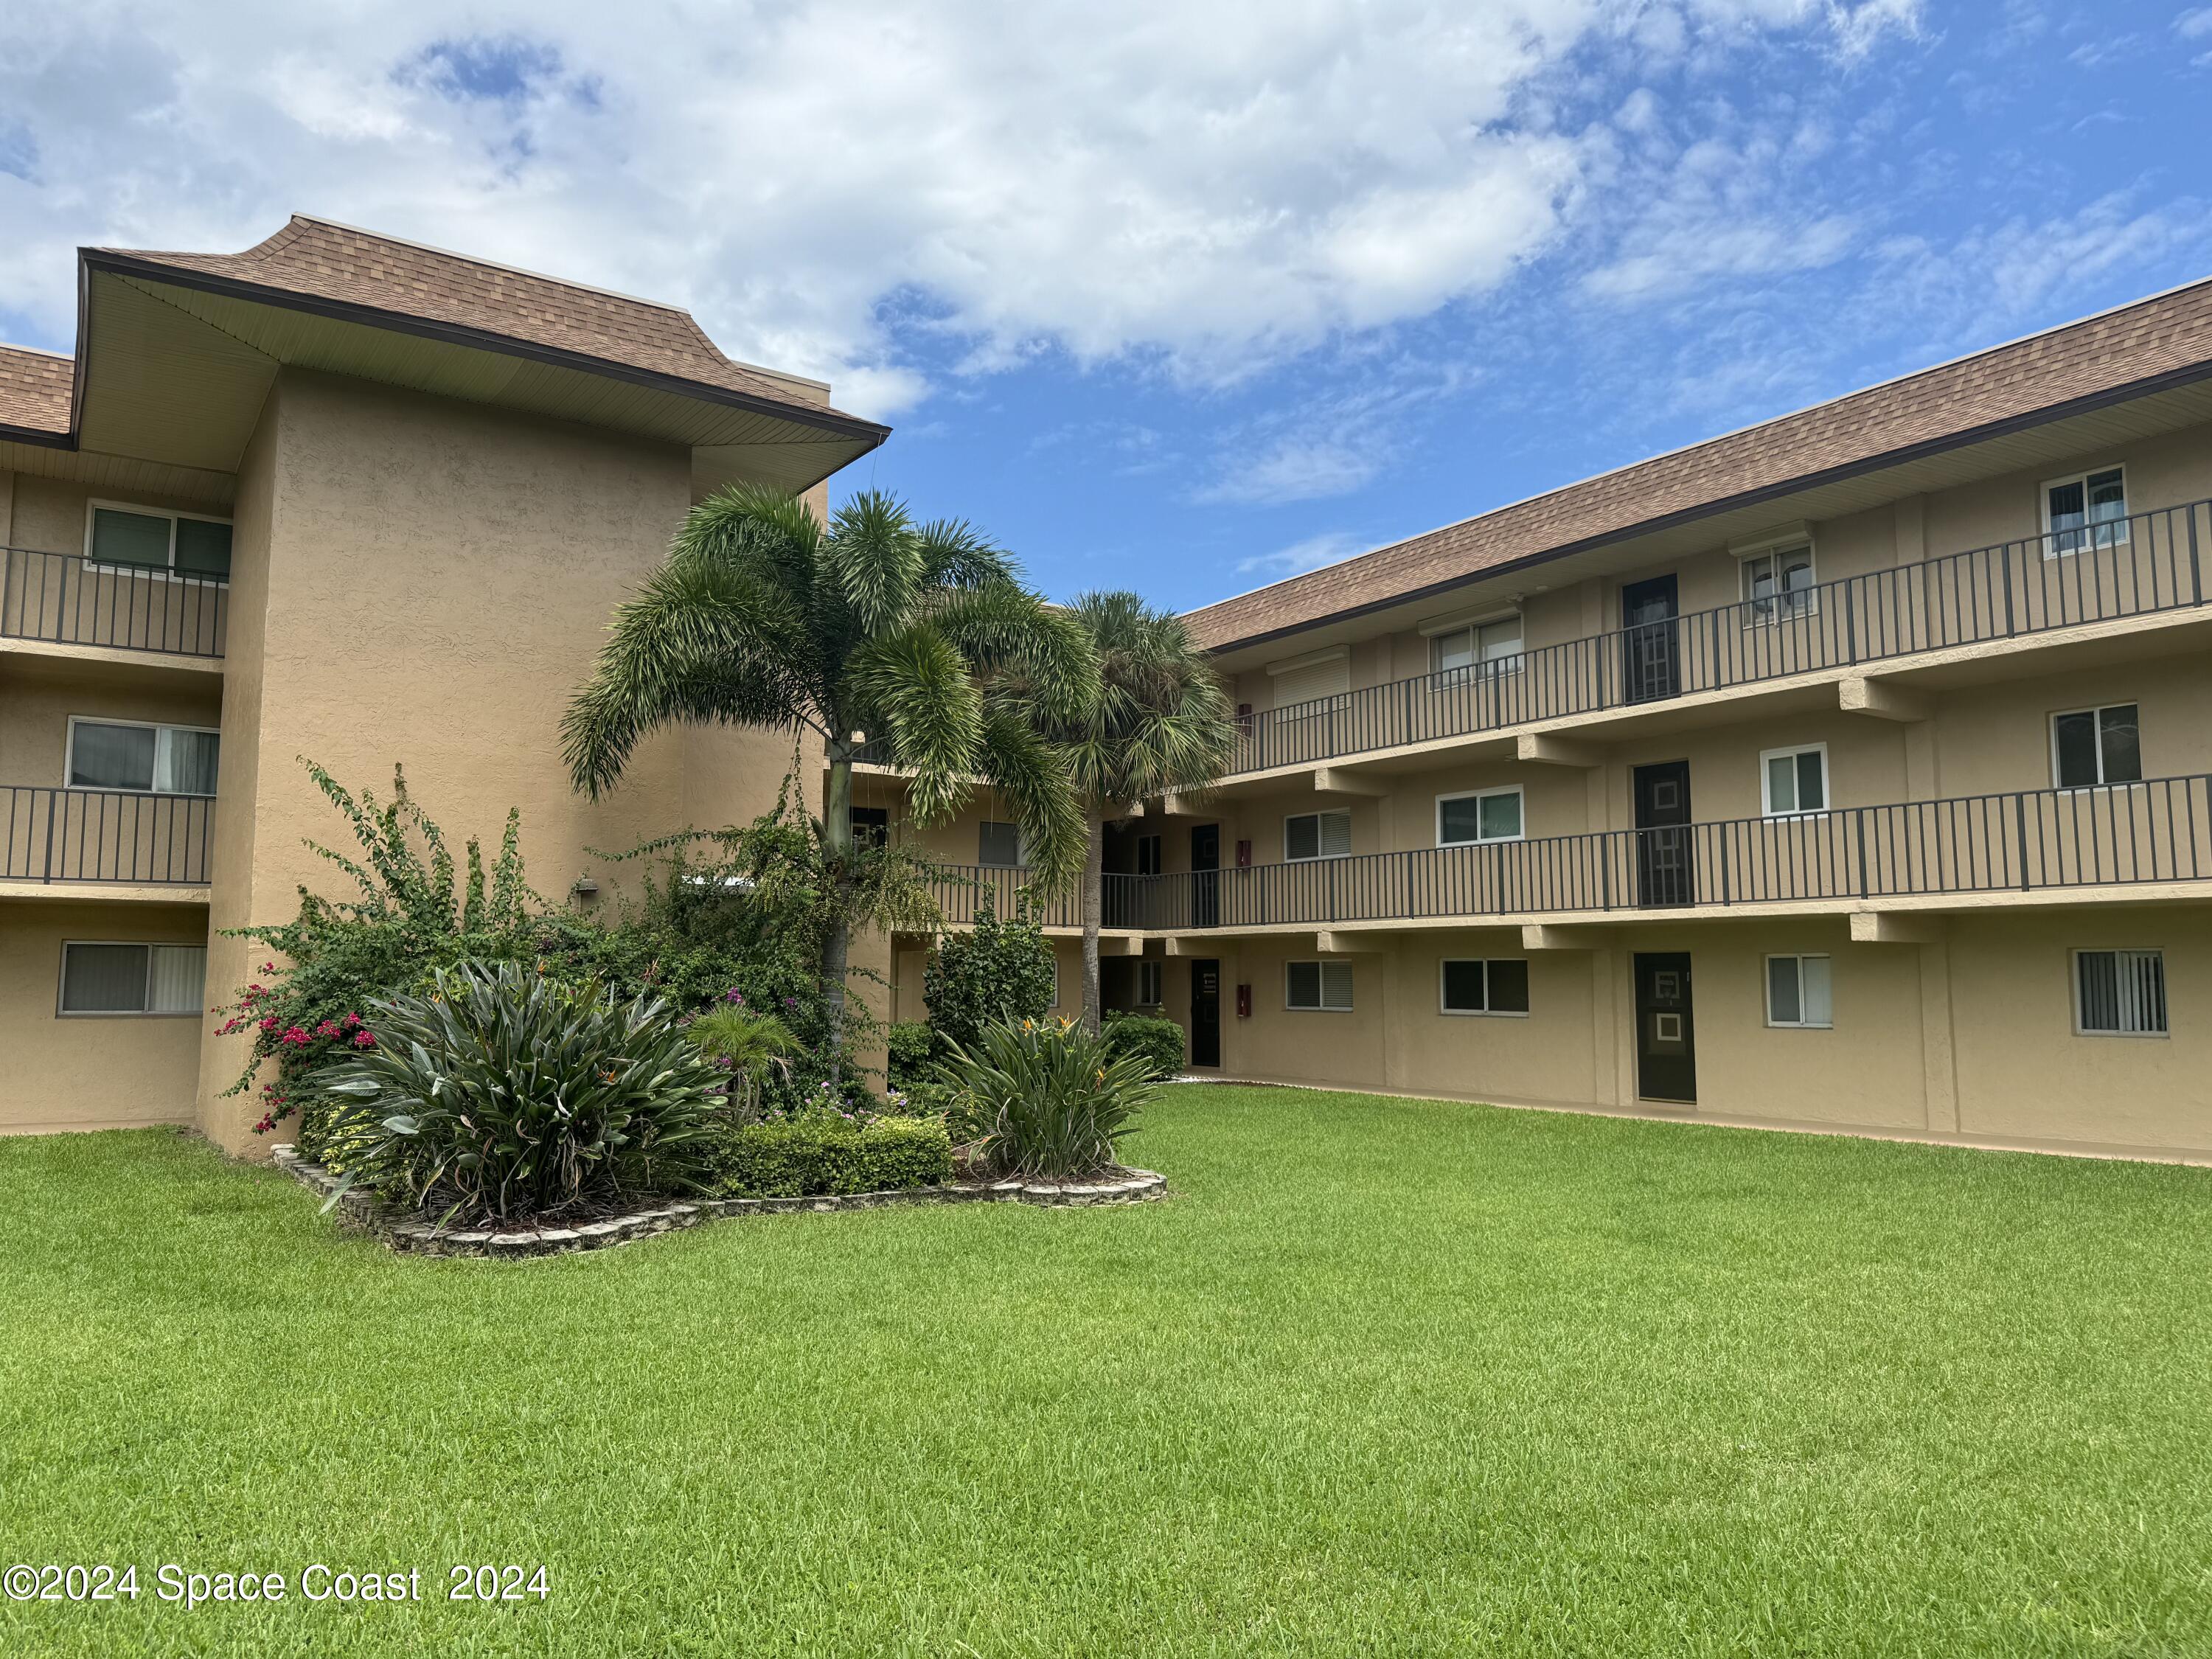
[0, 0, 1927, 417]
[1234, 532, 1371, 578]
[2178, 7, 2212, 41]
[1194, 355, 1479, 506]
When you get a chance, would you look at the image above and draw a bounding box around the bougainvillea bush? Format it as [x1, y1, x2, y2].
[218, 762, 895, 1149]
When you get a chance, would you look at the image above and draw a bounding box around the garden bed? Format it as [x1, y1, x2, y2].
[270, 1144, 1166, 1258]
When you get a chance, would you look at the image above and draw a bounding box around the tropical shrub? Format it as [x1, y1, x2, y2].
[1102, 1011, 1186, 1081]
[308, 961, 731, 1226]
[886, 1020, 935, 1088]
[922, 891, 1057, 1054]
[704, 1110, 953, 1197]
[933, 1015, 1156, 1178]
[221, 762, 872, 1133]
[684, 1001, 799, 1122]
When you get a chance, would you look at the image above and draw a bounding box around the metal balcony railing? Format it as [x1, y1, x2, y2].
[925, 863, 1085, 928]
[0, 548, 228, 658]
[1229, 498, 2212, 774]
[1101, 773, 2212, 931]
[0, 787, 215, 885]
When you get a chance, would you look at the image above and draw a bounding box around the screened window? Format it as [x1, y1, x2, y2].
[1134, 834, 1163, 876]
[2051, 704, 2140, 789]
[1440, 958, 1530, 1016]
[1431, 615, 1523, 677]
[1287, 959, 1354, 1011]
[66, 720, 220, 796]
[1765, 955, 1833, 1029]
[977, 821, 1023, 868]
[2043, 467, 2127, 557]
[1761, 745, 1827, 816]
[60, 942, 206, 1015]
[2076, 950, 2166, 1036]
[1284, 810, 1352, 862]
[1742, 544, 1817, 622]
[1136, 961, 1163, 1006]
[1436, 787, 1523, 845]
[86, 504, 234, 580]
[849, 806, 889, 847]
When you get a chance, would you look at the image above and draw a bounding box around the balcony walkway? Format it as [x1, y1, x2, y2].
[1, 548, 228, 661]
[0, 786, 214, 898]
[1221, 498, 2212, 782]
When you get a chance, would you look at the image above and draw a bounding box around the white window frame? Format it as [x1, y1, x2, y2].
[64, 716, 222, 797]
[2048, 703, 2141, 792]
[1285, 959, 1355, 1012]
[83, 500, 235, 583]
[1427, 613, 1525, 681]
[1434, 785, 1526, 846]
[1438, 958, 1531, 1018]
[2072, 948, 2166, 1038]
[1136, 960, 1163, 1007]
[1759, 743, 1829, 819]
[1763, 953, 1834, 1029]
[56, 940, 208, 1018]
[2039, 465, 2129, 560]
[1739, 542, 1819, 625]
[1284, 809, 1352, 863]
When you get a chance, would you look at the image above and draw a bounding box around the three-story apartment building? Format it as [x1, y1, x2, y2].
[874, 279, 2212, 1161]
[1, 218, 886, 1147]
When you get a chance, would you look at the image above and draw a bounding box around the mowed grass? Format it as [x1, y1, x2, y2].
[4, 1088, 2211, 1657]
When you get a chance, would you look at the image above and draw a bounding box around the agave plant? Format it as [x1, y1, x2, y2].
[310, 960, 731, 1226]
[931, 1015, 1157, 1179]
[684, 1002, 799, 1122]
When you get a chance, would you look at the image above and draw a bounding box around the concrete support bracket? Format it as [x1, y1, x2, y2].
[1849, 910, 1948, 945]
[1315, 929, 1387, 954]
[1521, 924, 1614, 950]
[1312, 765, 1390, 797]
[1516, 733, 1607, 768]
[1838, 675, 1933, 723]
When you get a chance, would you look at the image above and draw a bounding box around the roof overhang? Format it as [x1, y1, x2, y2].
[1200, 365, 2212, 672]
[58, 251, 887, 496]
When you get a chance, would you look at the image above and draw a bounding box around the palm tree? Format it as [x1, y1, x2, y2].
[1045, 592, 1235, 1031]
[563, 485, 1096, 1057]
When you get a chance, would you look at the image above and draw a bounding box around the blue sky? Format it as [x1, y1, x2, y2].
[4, 2, 2209, 613]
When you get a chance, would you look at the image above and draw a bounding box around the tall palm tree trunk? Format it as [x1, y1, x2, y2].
[821, 739, 856, 1081]
[1080, 811, 1104, 1032]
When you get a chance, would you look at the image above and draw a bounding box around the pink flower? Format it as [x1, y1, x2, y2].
[341, 1013, 362, 1029]
[259, 1016, 278, 1032]
[279, 1026, 311, 1047]
[316, 1020, 341, 1039]
[352, 1031, 376, 1048]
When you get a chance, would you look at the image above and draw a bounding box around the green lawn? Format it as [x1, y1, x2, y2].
[4, 1087, 2210, 1657]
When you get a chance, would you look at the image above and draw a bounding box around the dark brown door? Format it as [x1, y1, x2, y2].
[1634, 952, 1696, 1103]
[1633, 759, 1695, 908]
[1191, 824, 1220, 930]
[1621, 574, 1681, 703]
[1189, 959, 1221, 1067]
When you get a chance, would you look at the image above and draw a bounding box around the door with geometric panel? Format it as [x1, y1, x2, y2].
[1633, 952, 1697, 1104]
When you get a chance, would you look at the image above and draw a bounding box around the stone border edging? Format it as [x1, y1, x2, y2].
[268, 1145, 1167, 1259]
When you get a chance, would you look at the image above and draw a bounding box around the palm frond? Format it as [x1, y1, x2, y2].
[844, 624, 987, 824]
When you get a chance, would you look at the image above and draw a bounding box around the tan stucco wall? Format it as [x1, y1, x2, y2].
[192, 372, 805, 1152]
[0, 900, 209, 1133]
[1192, 908, 2208, 1157]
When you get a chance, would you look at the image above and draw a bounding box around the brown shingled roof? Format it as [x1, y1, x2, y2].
[0, 344, 73, 439]
[92, 215, 883, 436]
[1186, 274, 2212, 651]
